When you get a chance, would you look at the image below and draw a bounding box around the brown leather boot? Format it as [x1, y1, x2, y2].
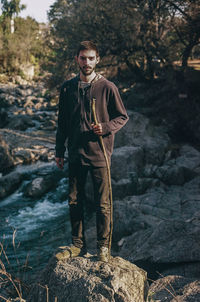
[97, 246, 110, 262]
[55, 245, 87, 260]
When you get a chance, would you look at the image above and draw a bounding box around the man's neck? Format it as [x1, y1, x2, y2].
[80, 71, 97, 83]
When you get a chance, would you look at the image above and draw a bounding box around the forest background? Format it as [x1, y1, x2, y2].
[0, 0, 199, 82]
[1, 0, 199, 145]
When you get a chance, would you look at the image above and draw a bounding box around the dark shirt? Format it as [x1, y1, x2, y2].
[55, 75, 129, 167]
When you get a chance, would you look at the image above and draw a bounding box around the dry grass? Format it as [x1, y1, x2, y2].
[0, 233, 29, 301]
[147, 273, 179, 302]
[0, 234, 58, 302]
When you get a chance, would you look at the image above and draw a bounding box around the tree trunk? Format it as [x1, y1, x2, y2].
[11, 17, 15, 34]
[145, 54, 154, 80]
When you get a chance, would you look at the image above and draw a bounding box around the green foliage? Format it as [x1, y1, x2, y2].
[1, 0, 26, 17]
[0, 0, 50, 78]
[0, 15, 49, 76]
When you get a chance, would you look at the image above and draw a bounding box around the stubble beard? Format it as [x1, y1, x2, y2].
[79, 65, 95, 76]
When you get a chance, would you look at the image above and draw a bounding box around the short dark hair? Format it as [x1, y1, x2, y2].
[77, 41, 99, 57]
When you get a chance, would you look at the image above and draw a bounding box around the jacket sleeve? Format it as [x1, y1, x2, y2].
[101, 84, 129, 135]
[55, 84, 69, 158]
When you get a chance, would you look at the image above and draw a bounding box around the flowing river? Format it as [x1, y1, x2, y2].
[0, 162, 72, 279]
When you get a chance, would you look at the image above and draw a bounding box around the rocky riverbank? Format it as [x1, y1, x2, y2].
[1, 81, 200, 301]
[0, 82, 61, 198]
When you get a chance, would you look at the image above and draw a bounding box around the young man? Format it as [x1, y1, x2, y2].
[55, 41, 128, 262]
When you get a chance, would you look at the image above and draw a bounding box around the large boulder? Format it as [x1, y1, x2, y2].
[0, 171, 23, 199]
[111, 146, 144, 181]
[27, 256, 148, 302]
[24, 176, 56, 198]
[23, 164, 68, 198]
[108, 111, 171, 198]
[6, 115, 34, 131]
[176, 145, 200, 171]
[121, 219, 200, 264]
[116, 177, 200, 278]
[115, 111, 170, 165]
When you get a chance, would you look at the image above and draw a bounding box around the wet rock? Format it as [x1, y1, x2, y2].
[148, 275, 200, 302]
[0, 172, 23, 199]
[0, 135, 14, 173]
[6, 115, 35, 130]
[24, 176, 56, 198]
[27, 256, 148, 302]
[0, 128, 55, 167]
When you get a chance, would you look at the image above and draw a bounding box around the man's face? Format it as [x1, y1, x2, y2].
[76, 49, 99, 76]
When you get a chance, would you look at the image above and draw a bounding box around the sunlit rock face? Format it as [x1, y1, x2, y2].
[27, 255, 148, 302]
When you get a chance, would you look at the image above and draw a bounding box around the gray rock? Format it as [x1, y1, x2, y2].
[161, 262, 200, 280]
[153, 145, 200, 185]
[112, 146, 144, 181]
[155, 165, 187, 185]
[148, 275, 200, 302]
[122, 219, 200, 264]
[0, 135, 14, 172]
[113, 195, 166, 243]
[27, 256, 148, 302]
[115, 111, 170, 165]
[112, 177, 200, 276]
[176, 145, 200, 171]
[6, 115, 34, 131]
[0, 172, 23, 199]
[0, 108, 8, 127]
[135, 177, 164, 195]
[0, 93, 16, 107]
[13, 148, 35, 165]
[24, 176, 55, 198]
[112, 178, 134, 199]
[41, 119, 56, 130]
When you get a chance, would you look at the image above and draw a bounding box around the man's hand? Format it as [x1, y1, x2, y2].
[55, 157, 64, 169]
[91, 123, 103, 136]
